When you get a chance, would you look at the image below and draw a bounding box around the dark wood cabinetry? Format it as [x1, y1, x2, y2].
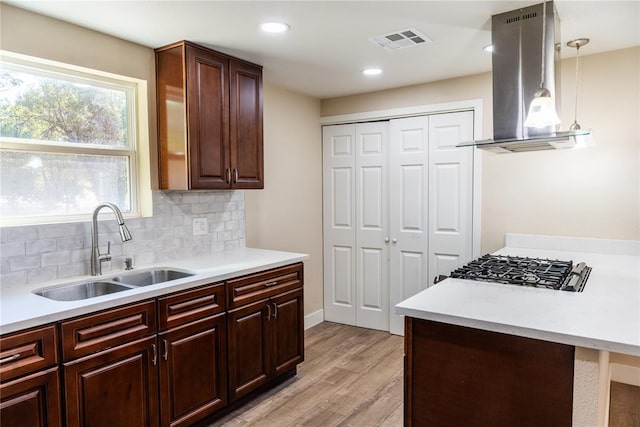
[64, 336, 159, 427]
[404, 317, 574, 426]
[157, 283, 227, 427]
[0, 325, 61, 427]
[227, 264, 304, 401]
[1, 263, 303, 427]
[156, 40, 263, 190]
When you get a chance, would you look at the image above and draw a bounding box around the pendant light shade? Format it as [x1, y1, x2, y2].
[523, 87, 561, 128]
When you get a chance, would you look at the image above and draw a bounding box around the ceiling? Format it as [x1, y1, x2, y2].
[5, 1, 640, 99]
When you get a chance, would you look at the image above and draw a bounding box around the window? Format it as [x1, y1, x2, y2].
[0, 52, 149, 225]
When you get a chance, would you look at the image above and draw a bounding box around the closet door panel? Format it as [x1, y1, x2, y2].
[428, 112, 475, 282]
[323, 125, 357, 325]
[355, 122, 389, 331]
[389, 116, 430, 336]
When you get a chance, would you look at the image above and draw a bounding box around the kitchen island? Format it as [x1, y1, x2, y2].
[396, 234, 639, 426]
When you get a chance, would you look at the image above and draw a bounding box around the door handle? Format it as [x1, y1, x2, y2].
[384, 237, 390, 243]
[151, 344, 157, 366]
[273, 302, 278, 319]
[0, 354, 20, 364]
[267, 303, 271, 321]
[391, 238, 397, 244]
[233, 168, 238, 184]
[226, 168, 231, 184]
[163, 339, 168, 361]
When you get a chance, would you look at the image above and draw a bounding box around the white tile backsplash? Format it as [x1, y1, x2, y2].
[0, 190, 246, 286]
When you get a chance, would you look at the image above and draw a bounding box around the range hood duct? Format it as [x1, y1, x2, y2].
[459, 1, 591, 153]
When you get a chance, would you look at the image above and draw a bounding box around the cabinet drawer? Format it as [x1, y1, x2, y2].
[0, 325, 58, 382]
[158, 283, 225, 331]
[61, 300, 156, 362]
[226, 263, 303, 309]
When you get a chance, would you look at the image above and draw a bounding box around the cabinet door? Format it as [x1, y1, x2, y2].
[227, 299, 270, 401]
[158, 314, 227, 427]
[229, 59, 263, 189]
[0, 367, 61, 427]
[64, 336, 159, 427]
[186, 45, 230, 189]
[271, 289, 304, 377]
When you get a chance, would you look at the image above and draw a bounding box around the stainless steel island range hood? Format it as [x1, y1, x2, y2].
[458, 1, 591, 153]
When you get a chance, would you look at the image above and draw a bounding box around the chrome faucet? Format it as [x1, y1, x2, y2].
[91, 203, 132, 276]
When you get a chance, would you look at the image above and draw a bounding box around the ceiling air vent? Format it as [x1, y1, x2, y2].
[369, 28, 432, 50]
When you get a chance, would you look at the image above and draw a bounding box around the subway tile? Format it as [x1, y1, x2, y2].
[58, 263, 88, 279]
[10, 255, 41, 271]
[26, 239, 56, 255]
[0, 228, 8, 243]
[0, 271, 26, 287]
[225, 240, 240, 251]
[57, 236, 84, 250]
[71, 249, 91, 263]
[1, 241, 26, 257]
[27, 266, 57, 284]
[41, 251, 71, 267]
[134, 252, 155, 265]
[8, 227, 38, 241]
[225, 220, 238, 231]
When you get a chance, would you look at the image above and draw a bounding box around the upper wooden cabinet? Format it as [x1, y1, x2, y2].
[155, 40, 264, 190]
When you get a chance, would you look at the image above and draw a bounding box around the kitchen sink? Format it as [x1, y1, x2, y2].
[34, 281, 134, 301]
[111, 269, 195, 287]
[34, 268, 196, 301]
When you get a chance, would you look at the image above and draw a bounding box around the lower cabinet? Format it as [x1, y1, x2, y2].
[0, 324, 61, 427]
[228, 287, 304, 401]
[64, 336, 159, 427]
[1, 262, 304, 427]
[158, 314, 227, 427]
[0, 367, 62, 427]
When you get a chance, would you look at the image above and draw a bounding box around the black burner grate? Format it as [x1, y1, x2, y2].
[449, 254, 590, 292]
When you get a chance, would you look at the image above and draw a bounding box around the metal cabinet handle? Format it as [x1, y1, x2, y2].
[384, 237, 390, 243]
[163, 339, 168, 361]
[265, 281, 278, 287]
[267, 303, 271, 321]
[151, 344, 157, 366]
[0, 354, 20, 364]
[226, 168, 231, 184]
[233, 168, 238, 184]
[273, 302, 278, 319]
[391, 238, 397, 244]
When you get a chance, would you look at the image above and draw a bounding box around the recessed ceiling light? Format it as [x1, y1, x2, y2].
[260, 21, 290, 33]
[362, 67, 383, 76]
[483, 44, 494, 53]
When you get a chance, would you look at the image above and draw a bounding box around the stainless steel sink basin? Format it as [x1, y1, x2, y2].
[112, 269, 195, 287]
[33, 268, 196, 301]
[34, 281, 134, 301]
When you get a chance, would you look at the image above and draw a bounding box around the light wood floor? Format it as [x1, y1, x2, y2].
[210, 322, 404, 426]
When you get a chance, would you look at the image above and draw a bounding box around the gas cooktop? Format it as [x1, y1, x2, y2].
[443, 254, 591, 292]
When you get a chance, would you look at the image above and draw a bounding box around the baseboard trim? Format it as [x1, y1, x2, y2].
[304, 309, 324, 330]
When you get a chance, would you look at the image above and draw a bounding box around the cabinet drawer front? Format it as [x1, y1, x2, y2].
[0, 325, 58, 382]
[61, 300, 156, 361]
[227, 263, 303, 309]
[158, 283, 225, 331]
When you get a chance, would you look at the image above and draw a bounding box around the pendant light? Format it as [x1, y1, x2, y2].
[566, 37, 594, 147]
[524, 1, 561, 129]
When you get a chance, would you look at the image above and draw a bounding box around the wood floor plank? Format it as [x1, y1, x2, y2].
[210, 322, 404, 426]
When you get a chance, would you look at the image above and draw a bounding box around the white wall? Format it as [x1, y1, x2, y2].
[245, 83, 323, 317]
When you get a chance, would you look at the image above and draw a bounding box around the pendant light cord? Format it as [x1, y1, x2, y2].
[572, 44, 581, 128]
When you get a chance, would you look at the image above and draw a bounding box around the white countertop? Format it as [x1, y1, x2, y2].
[0, 248, 308, 335]
[395, 235, 640, 356]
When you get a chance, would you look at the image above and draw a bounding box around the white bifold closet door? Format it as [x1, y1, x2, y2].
[388, 112, 474, 334]
[322, 122, 389, 331]
[323, 111, 474, 334]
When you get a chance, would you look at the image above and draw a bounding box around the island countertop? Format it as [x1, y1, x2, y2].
[395, 234, 640, 356]
[0, 247, 308, 335]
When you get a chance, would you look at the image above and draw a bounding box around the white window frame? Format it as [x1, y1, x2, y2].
[0, 50, 151, 226]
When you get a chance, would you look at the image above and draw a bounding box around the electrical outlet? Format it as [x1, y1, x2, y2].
[192, 217, 208, 236]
